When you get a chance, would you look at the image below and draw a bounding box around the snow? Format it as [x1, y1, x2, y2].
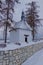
[22, 49, 43, 65]
[0, 40, 43, 51]
[0, 42, 33, 51]
[14, 20, 32, 30]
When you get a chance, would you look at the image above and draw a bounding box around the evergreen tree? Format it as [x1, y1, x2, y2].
[26, 1, 41, 40]
[0, 0, 19, 43]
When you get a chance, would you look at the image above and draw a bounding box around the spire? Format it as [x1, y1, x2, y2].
[21, 11, 25, 21]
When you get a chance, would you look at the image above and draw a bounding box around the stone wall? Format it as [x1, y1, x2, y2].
[0, 42, 43, 65]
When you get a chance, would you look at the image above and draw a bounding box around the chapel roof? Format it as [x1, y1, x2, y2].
[10, 11, 32, 31]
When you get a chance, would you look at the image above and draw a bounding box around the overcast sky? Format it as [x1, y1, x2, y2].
[14, 0, 43, 22]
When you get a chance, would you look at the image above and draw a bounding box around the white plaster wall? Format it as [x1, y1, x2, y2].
[15, 29, 20, 43]
[10, 29, 20, 43]
[10, 29, 32, 43]
[19, 29, 32, 43]
[10, 31, 14, 43]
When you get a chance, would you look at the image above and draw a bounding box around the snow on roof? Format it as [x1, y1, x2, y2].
[22, 49, 43, 65]
[14, 20, 32, 30]
[9, 11, 32, 31]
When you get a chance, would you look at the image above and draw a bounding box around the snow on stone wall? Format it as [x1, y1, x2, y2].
[0, 42, 43, 65]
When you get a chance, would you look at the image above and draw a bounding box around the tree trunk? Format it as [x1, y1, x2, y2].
[32, 29, 34, 41]
[32, 22, 35, 41]
[4, 2, 9, 43]
[4, 23, 7, 43]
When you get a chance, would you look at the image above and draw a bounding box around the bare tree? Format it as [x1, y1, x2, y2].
[26, 1, 42, 41]
[0, 0, 19, 43]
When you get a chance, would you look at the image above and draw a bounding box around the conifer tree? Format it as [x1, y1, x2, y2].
[0, 0, 19, 43]
[26, 1, 41, 40]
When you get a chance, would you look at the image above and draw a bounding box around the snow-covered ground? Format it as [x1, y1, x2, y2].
[0, 40, 43, 51]
[22, 49, 43, 65]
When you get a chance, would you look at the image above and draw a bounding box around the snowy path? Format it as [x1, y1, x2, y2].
[0, 40, 43, 51]
[22, 49, 43, 65]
